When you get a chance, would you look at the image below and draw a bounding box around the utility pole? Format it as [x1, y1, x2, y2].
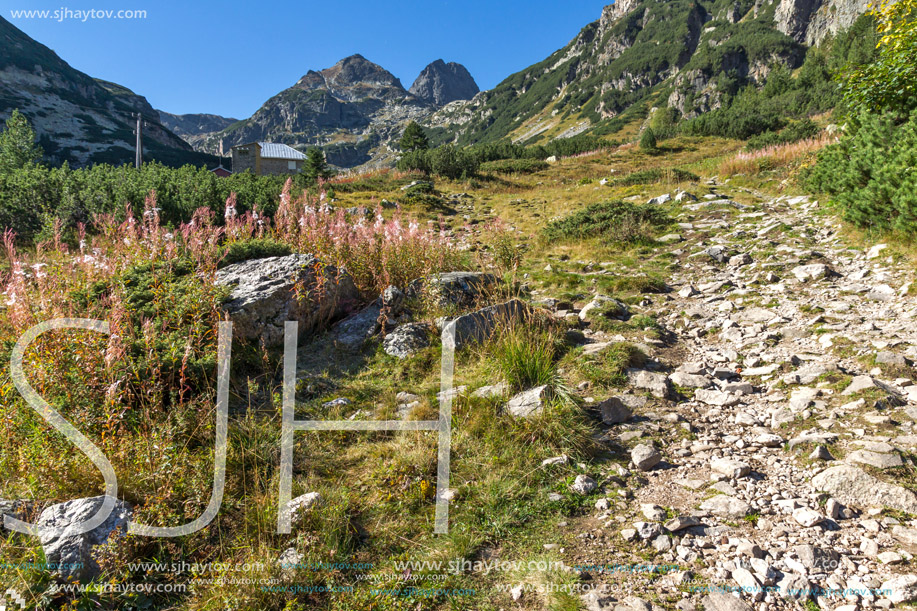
[134, 113, 143, 168]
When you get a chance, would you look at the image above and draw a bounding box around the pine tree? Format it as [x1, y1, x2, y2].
[399, 121, 429, 152]
[640, 127, 658, 152]
[304, 148, 331, 181]
[0, 110, 43, 173]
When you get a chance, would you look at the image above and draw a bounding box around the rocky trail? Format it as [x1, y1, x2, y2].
[534, 188, 917, 610]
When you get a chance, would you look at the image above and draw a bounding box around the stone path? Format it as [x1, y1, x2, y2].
[538, 189, 917, 610]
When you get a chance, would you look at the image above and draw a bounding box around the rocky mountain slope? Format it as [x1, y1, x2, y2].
[428, 0, 871, 146]
[409, 59, 480, 106]
[157, 111, 238, 153]
[198, 55, 479, 168]
[0, 16, 214, 168]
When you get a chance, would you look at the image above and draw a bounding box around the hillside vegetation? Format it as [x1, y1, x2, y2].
[1, 1, 917, 610]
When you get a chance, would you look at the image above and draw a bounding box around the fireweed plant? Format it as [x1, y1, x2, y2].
[0, 179, 458, 531]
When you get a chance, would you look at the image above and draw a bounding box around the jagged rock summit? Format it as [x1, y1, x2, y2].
[208, 54, 432, 168]
[409, 59, 480, 106]
[294, 54, 410, 101]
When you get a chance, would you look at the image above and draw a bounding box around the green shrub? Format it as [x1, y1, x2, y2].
[396, 145, 480, 178]
[610, 167, 698, 187]
[746, 119, 820, 150]
[119, 259, 225, 406]
[640, 128, 658, 151]
[403, 181, 435, 195]
[219, 238, 293, 268]
[803, 110, 917, 235]
[543, 201, 670, 243]
[0, 160, 318, 242]
[480, 158, 550, 174]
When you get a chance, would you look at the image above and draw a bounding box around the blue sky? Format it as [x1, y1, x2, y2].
[4, 0, 609, 119]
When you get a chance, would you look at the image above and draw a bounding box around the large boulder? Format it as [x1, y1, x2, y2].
[410, 271, 499, 308]
[36, 496, 132, 582]
[811, 465, 917, 513]
[216, 255, 359, 346]
[383, 323, 431, 358]
[443, 299, 529, 350]
[332, 286, 406, 351]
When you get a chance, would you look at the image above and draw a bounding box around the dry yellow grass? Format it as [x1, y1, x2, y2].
[718, 135, 837, 176]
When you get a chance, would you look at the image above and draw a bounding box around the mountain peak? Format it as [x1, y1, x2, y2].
[409, 60, 479, 106]
[296, 54, 405, 92]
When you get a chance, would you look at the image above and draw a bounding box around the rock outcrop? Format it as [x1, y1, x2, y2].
[36, 496, 132, 582]
[409, 60, 479, 106]
[215, 254, 359, 346]
[211, 54, 434, 168]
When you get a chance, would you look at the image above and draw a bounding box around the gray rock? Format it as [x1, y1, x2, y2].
[383, 323, 431, 358]
[811, 465, 917, 513]
[412, 271, 499, 308]
[627, 369, 671, 399]
[571, 475, 598, 495]
[776, 572, 812, 600]
[471, 383, 508, 399]
[444, 299, 529, 350]
[287, 492, 321, 523]
[845, 449, 903, 469]
[505, 386, 549, 418]
[669, 371, 711, 389]
[876, 350, 909, 366]
[579, 295, 630, 322]
[880, 574, 917, 604]
[216, 255, 359, 346]
[333, 303, 382, 350]
[710, 458, 751, 479]
[794, 544, 838, 571]
[647, 193, 672, 205]
[631, 444, 662, 471]
[675, 191, 697, 202]
[695, 389, 741, 407]
[892, 526, 917, 546]
[700, 495, 751, 518]
[36, 496, 132, 581]
[597, 396, 632, 425]
[792, 263, 834, 282]
[0, 499, 32, 532]
[705, 245, 731, 263]
[701, 592, 753, 611]
[665, 516, 702, 531]
[729, 253, 753, 267]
